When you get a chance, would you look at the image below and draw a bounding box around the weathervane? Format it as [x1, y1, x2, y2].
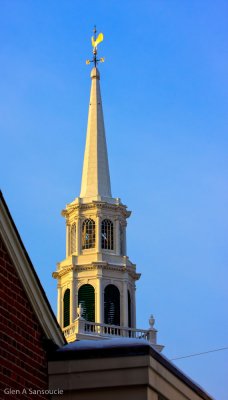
[86, 26, 105, 67]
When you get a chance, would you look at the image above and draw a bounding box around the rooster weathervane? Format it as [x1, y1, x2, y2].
[86, 26, 105, 67]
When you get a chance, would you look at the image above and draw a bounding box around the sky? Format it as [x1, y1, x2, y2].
[0, 0, 227, 398]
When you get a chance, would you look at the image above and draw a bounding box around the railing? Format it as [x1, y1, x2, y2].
[62, 317, 164, 352]
[62, 323, 77, 338]
[62, 320, 150, 341]
[85, 321, 150, 340]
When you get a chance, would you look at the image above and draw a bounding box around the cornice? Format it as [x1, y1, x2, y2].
[52, 265, 73, 278]
[53, 261, 140, 281]
[62, 201, 131, 219]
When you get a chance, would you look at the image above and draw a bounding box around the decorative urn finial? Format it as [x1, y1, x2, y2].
[149, 314, 155, 329]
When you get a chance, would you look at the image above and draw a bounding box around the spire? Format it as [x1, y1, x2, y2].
[80, 67, 112, 200]
[80, 30, 112, 202]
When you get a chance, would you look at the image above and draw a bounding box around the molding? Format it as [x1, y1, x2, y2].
[0, 193, 65, 347]
[54, 261, 140, 281]
[54, 262, 140, 283]
[53, 265, 73, 278]
[77, 280, 96, 289]
[63, 201, 131, 220]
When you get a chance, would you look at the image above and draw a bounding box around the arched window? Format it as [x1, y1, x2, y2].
[104, 284, 120, 326]
[101, 219, 114, 250]
[82, 219, 95, 249]
[63, 288, 70, 327]
[71, 223, 76, 253]
[78, 284, 95, 322]
[128, 290, 132, 328]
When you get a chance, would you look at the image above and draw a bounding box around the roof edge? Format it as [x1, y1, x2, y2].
[0, 190, 66, 347]
[48, 339, 213, 400]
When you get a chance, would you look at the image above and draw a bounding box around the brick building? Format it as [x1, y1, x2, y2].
[0, 192, 65, 399]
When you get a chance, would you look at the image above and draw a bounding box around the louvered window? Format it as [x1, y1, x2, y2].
[128, 290, 132, 328]
[78, 284, 95, 322]
[82, 219, 95, 249]
[101, 219, 114, 250]
[63, 288, 70, 327]
[71, 223, 76, 253]
[104, 284, 120, 326]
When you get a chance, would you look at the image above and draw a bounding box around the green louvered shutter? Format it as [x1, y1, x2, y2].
[104, 284, 120, 326]
[63, 289, 70, 327]
[78, 284, 95, 322]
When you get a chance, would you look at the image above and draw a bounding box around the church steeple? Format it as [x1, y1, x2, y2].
[53, 29, 141, 340]
[52, 29, 163, 353]
[80, 67, 112, 201]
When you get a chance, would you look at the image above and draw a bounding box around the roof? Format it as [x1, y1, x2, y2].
[0, 191, 66, 347]
[49, 338, 213, 400]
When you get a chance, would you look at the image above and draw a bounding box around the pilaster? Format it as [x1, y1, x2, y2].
[132, 285, 137, 328]
[122, 279, 128, 327]
[57, 284, 62, 327]
[76, 217, 81, 255]
[66, 223, 70, 257]
[70, 273, 76, 324]
[123, 223, 127, 256]
[96, 214, 101, 253]
[75, 287, 79, 318]
[115, 219, 120, 255]
[96, 270, 103, 324]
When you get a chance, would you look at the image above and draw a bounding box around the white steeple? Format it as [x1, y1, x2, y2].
[80, 67, 112, 202]
[53, 28, 163, 352]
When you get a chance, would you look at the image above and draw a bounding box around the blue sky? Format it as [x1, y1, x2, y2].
[0, 1, 227, 398]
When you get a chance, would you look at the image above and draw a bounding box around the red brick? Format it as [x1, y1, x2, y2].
[0, 236, 49, 400]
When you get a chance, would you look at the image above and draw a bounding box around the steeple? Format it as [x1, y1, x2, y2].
[80, 67, 112, 201]
[53, 28, 163, 352]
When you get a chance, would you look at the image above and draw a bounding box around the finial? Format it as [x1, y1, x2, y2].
[93, 24, 97, 38]
[77, 304, 84, 319]
[86, 26, 105, 67]
[149, 314, 155, 329]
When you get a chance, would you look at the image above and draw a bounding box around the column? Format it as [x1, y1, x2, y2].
[76, 217, 81, 255]
[132, 284, 137, 328]
[124, 223, 127, 255]
[66, 223, 70, 257]
[96, 214, 101, 253]
[115, 219, 120, 255]
[70, 275, 75, 324]
[123, 279, 128, 327]
[57, 284, 62, 327]
[75, 289, 78, 318]
[96, 271, 103, 324]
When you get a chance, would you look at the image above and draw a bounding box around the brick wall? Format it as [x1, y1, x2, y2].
[0, 236, 49, 399]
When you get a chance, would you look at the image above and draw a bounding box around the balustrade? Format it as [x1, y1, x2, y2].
[62, 320, 150, 341]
